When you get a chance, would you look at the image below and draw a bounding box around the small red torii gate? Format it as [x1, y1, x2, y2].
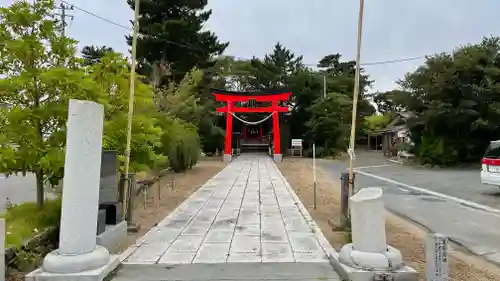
[212, 89, 291, 162]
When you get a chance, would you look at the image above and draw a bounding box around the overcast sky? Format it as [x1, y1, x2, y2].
[1, 0, 500, 92]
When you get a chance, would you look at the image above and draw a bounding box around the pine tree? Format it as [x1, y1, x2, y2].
[126, 0, 228, 84]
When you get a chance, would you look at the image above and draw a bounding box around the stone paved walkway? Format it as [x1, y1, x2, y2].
[120, 154, 337, 269]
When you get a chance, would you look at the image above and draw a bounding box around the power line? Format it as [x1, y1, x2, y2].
[60, 0, 428, 67]
[61, 0, 129, 30]
[360, 55, 425, 66]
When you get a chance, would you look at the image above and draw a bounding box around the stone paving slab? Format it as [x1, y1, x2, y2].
[121, 154, 336, 265]
[112, 263, 341, 281]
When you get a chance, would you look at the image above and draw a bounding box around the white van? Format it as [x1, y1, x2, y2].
[481, 140, 500, 186]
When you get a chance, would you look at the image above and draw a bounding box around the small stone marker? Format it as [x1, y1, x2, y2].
[1, 218, 5, 281]
[426, 233, 449, 281]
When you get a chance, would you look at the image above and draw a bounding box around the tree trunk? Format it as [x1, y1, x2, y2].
[36, 170, 44, 209]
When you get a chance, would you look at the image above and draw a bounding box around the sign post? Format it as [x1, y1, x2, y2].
[426, 233, 449, 281]
[291, 139, 303, 157]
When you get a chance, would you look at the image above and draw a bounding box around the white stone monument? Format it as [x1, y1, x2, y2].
[26, 100, 119, 281]
[334, 187, 417, 280]
[426, 233, 449, 281]
[1, 218, 5, 281]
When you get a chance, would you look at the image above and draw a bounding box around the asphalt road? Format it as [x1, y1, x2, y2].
[0, 173, 37, 212]
[318, 151, 500, 266]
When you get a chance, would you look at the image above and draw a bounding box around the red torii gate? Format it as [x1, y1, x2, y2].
[212, 89, 291, 162]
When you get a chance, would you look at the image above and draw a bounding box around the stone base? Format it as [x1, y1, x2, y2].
[223, 154, 232, 162]
[338, 244, 403, 270]
[26, 254, 120, 281]
[273, 154, 283, 162]
[329, 254, 418, 281]
[97, 220, 127, 250]
[42, 245, 111, 274]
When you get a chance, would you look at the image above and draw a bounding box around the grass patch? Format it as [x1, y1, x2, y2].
[2, 200, 61, 247]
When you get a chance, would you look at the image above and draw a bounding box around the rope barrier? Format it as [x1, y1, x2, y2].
[230, 111, 276, 125]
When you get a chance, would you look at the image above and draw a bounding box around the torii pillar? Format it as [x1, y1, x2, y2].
[272, 101, 282, 162]
[223, 101, 233, 162]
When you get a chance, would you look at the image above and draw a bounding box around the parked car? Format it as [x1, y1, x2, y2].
[481, 140, 500, 186]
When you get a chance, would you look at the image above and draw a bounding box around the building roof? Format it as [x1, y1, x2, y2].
[371, 112, 413, 135]
[377, 125, 407, 134]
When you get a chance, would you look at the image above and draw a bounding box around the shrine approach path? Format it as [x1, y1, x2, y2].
[113, 154, 340, 281]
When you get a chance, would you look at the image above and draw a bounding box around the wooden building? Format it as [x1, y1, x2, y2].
[368, 112, 413, 157]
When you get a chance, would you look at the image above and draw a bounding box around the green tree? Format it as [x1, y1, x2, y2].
[0, 0, 165, 208]
[318, 53, 372, 95]
[156, 68, 205, 125]
[89, 52, 165, 172]
[399, 36, 500, 164]
[127, 0, 228, 83]
[370, 90, 409, 114]
[0, 0, 97, 208]
[81, 45, 115, 65]
[363, 114, 392, 134]
[306, 93, 352, 152]
[159, 117, 200, 172]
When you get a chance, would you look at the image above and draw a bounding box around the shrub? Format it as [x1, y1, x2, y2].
[200, 124, 225, 155]
[417, 134, 458, 166]
[160, 117, 201, 172]
[305, 145, 325, 158]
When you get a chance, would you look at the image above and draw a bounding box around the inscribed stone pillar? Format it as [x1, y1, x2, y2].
[350, 187, 387, 253]
[40, 100, 111, 275]
[59, 99, 104, 255]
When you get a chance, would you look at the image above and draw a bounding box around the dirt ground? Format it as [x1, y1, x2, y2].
[278, 157, 500, 281]
[115, 157, 227, 251]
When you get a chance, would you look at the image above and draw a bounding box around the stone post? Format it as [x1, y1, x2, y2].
[39, 100, 115, 277]
[1, 218, 4, 281]
[340, 172, 350, 225]
[426, 233, 449, 281]
[338, 187, 403, 271]
[350, 188, 386, 253]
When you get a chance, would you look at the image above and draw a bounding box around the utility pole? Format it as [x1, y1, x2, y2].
[323, 75, 327, 98]
[54, 3, 74, 37]
[347, 0, 365, 198]
[123, 0, 140, 221]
